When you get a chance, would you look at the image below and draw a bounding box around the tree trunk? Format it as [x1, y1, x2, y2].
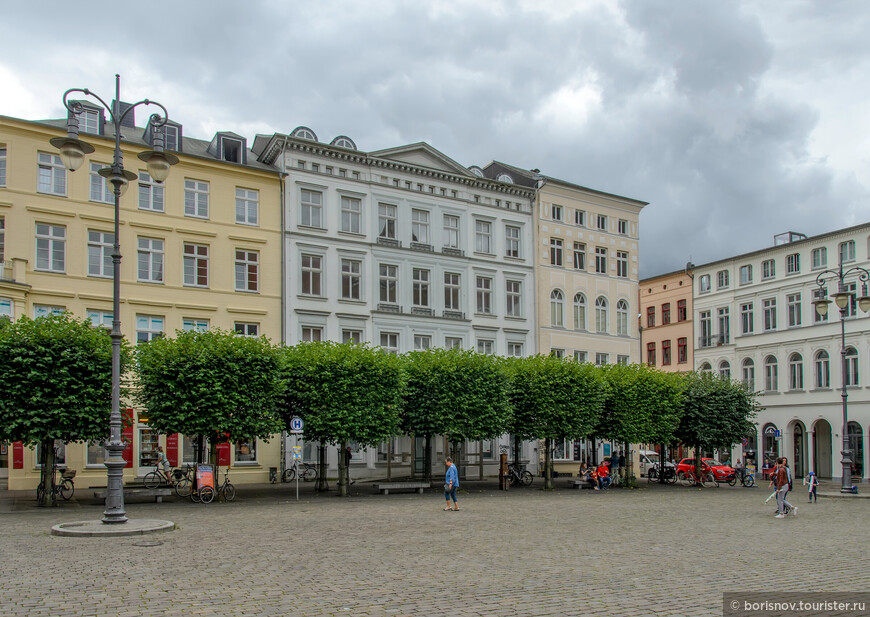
[513, 435, 521, 469]
[694, 446, 703, 486]
[659, 443, 667, 484]
[424, 435, 432, 484]
[338, 441, 348, 497]
[39, 439, 55, 507]
[544, 437, 553, 490]
[387, 438, 392, 481]
[315, 444, 329, 492]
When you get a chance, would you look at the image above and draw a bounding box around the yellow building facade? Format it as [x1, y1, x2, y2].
[638, 269, 694, 372]
[0, 112, 283, 489]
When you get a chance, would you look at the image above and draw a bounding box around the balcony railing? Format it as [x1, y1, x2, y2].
[411, 307, 434, 316]
[442, 310, 465, 320]
[698, 334, 727, 348]
[377, 303, 401, 313]
[377, 237, 401, 248]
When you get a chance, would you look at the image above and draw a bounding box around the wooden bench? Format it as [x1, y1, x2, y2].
[93, 488, 173, 503]
[373, 482, 430, 495]
[569, 479, 595, 490]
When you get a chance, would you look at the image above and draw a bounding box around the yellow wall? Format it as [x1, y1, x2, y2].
[638, 271, 694, 371]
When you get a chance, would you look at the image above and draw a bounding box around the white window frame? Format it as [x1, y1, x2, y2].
[0, 145, 6, 187]
[717, 270, 729, 289]
[476, 276, 492, 314]
[234, 322, 259, 337]
[380, 332, 399, 354]
[550, 238, 563, 266]
[411, 209, 430, 244]
[839, 240, 856, 263]
[89, 162, 113, 204]
[811, 247, 827, 270]
[815, 351, 830, 388]
[573, 243, 586, 270]
[300, 189, 323, 228]
[301, 326, 323, 342]
[137, 237, 164, 283]
[618, 219, 628, 235]
[505, 225, 520, 258]
[616, 300, 628, 335]
[763, 298, 777, 331]
[86, 309, 112, 329]
[87, 230, 114, 278]
[35, 223, 66, 273]
[413, 334, 432, 351]
[34, 304, 65, 318]
[762, 259, 775, 280]
[739, 264, 752, 285]
[596, 214, 607, 231]
[138, 172, 164, 212]
[740, 302, 754, 335]
[444, 272, 461, 310]
[378, 203, 397, 239]
[236, 188, 259, 226]
[574, 210, 586, 226]
[182, 318, 209, 332]
[445, 337, 463, 350]
[235, 249, 259, 293]
[786, 253, 800, 275]
[184, 179, 209, 218]
[183, 243, 209, 288]
[595, 296, 608, 333]
[616, 251, 628, 278]
[379, 264, 398, 303]
[412, 268, 430, 307]
[340, 196, 361, 234]
[595, 247, 607, 274]
[300, 253, 321, 296]
[136, 314, 164, 343]
[341, 258, 362, 300]
[475, 220, 492, 254]
[0, 297, 13, 319]
[552, 205, 563, 221]
[477, 339, 494, 355]
[550, 289, 564, 327]
[788, 354, 803, 390]
[573, 293, 587, 330]
[505, 280, 522, 317]
[787, 293, 801, 327]
[37, 152, 66, 196]
[443, 215, 460, 249]
[508, 342, 524, 357]
[342, 329, 362, 344]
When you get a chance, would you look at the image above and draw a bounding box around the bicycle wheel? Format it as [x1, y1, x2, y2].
[701, 473, 717, 488]
[190, 486, 202, 503]
[223, 482, 236, 502]
[283, 467, 296, 482]
[647, 468, 658, 483]
[727, 476, 737, 487]
[521, 471, 533, 486]
[175, 478, 191, 498]
[743, 475, 755, 488]
[143, 471, 161, 489]
[302, 466, 317, 481]
[199, 486, 215, 504]
[60, 479, 74, 500]
[681, 472, 694, 487]
[666, 470, 678, 484]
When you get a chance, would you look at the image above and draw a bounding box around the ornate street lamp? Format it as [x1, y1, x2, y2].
[52, 75, 178, 524]
[812, 255, 870, 493]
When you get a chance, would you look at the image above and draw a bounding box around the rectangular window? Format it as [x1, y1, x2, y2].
[77, 108, 100, 134]
[342, 329, 362, 344]
[87, 230, 114, 278]
[236, 188, 259, 226]
[444, 215, 460, 249]
[87, 309, 113, 329]
[551, 348, 565, 358]
[300, 189, 323, 228]
[301, 326, 323, 342]
[234, 439, 257, 464]
[379, 264, 397, 303]
[341, 259, 361, 300]
[677, 338, 687, 364]
[412, 268, 430, 307]
[411, 209, 430, 244]
[35, 223, 66, 273]
[574, 210, 586, 226]
[476, 276, 492, 314]
[596, 214, 607, 231]
[138, 172, 164, 212]
[786, 253, 800, 274]
[787, 293, 802, 327]
[475, 220, 492, 254]
[574, 350, 587, 362]
[477, 339, 494, 355]
[762, 259, 775, 280]
[763, 298, 777, 331]
[717, 270, 729, 289]
[445, 337, 463, 350]
[89, 162, 113, 204]
[550, 238, 563, 266]
[699, 310, 712, 347]
[595, 353, 609, 366]
[234, 322, 259, 337]
[647, 342, 656, 366]
[551, 205, 562, 221]
[739, 264, 752, 285]
[137, 237, 164, 283]
[163, 125, 179, 152]
[182, 318, 209, 332]
[380, 332, 399, 354]
[661, 303, 671, 325]
[505, 280, 522, 317]
[616, 251, 628, 278]
[699, 274, 711, 293]
[505, 225, 520, 258]
[839, 240, 856, 263]
[718, 307, 730, 344]
[87, 440, 106, 467]
[646, 306, 655, 328]
[378, 204, 397, 239]
[444, 272, 461, 310]
[617, 355, 630, 365]
[0, 146, 6, 186]
[183, 243, 209, 287]
[595, 247, 607, 273]
[508, 342, 524, 357]
[37, 152, 66, 195]
[573, 243, 586, 270]
[340, 196, 361, 234]
[0, 216, 4, 262]
[414, 334, 431, 351]
[184, 179, 209, 218]
[618, 219, 628, 235]
[136, 315, 164, 343]
[235, 250, 259, 292]
[741, 302, 754, 335]
[300, 254, 321, 296]
[34, 304, 65, 318]
[812, 247, 827, 269]
[677, 299, 687, 322]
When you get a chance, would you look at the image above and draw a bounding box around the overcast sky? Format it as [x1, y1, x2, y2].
[2, 0, 868, 278]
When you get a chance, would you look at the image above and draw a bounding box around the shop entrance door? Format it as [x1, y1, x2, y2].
[138, 426, 158, 476]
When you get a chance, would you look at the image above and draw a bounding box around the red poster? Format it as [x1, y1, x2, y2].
[195, 464, 215, 490]
[12, 442, 23, 469]
[122, 409, 134, 468]
[217, 442, 231, 466]
[166, 433, 179, 467]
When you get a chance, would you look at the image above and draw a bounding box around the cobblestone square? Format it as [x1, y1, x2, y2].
[0, 481, 866, 616]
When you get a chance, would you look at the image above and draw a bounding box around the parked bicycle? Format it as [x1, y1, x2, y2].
[283, 461, 317, 482]
[506, 462, 533, 487]
[679, 467, 718, 487]
[216, 467, 236, 502]
[740, 470, 755, 487]
[647, 463, 677, 484]
[144, 464, 194, 498]
[36, 467, 75, 504]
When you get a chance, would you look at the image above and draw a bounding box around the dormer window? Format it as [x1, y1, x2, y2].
[496, 173, 513, 183]
[143, 121, 182, 153]
[330, 135, 357, 150]
[222, 137, 242, 163]
[70, 103, 103, 135]
[292, 126, 318, 141]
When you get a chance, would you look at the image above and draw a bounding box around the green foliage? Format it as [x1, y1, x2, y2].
[135, 329, 283, 441]
[0, 314, 127, 445]
[674, 372, 761, 451]
[280, 342, 404, 447]
[596, 363, 683, 445]
[506, 355, 605, 441]
[403, 348, 511, 442]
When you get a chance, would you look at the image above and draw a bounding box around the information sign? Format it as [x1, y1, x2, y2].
[196, 464, 215, 491]
[290, 417, 304, 434]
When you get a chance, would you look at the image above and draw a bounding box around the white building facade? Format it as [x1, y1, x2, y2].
[252, 129, 537, 479]
[693, 224, 870, 481]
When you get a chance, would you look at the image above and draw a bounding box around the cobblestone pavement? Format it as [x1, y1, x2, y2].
[0, 479, 867, 617]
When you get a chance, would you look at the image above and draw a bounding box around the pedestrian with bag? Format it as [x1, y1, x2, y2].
[805, 471, 819, 503]
[443, 457, 459, 511]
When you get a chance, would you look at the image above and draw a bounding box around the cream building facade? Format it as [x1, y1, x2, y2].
[0, 110, 283, 489]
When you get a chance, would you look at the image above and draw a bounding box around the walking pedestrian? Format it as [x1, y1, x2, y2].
[805, 471, 819, 503]
[156, 445, 172, 483]
[443, 457, 459, 511]
[735, 459, 744, 483]
[781, 457, 796, 516]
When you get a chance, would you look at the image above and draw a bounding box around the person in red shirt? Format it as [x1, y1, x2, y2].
[596, 461, 611, 489]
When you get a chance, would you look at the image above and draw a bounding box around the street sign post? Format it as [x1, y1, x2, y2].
[290, 417, 304, 434]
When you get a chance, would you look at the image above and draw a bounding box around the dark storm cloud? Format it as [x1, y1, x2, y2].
[1, 0, 867, 277]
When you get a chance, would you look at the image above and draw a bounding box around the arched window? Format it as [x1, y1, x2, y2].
[699, 362, 712, 374]
[742, 358, 755, 390]
[815, 350, 830, 388]
[595, 296, 608, 333]
[550, 289, 564, 327]
[291, 126, 318, 141]
[496, 173, 514, 183]
[762, 423, 779, 467]
[573, 293, 587, 330]
[764, 355, 778, 391]
[330, 135, 357, 150]
[788, 353, 804, 390]
[848, 421, 864, 477]
[616, 300, 629, 336]
[718, 360, 731, 379]
[845, 347, 859, 386]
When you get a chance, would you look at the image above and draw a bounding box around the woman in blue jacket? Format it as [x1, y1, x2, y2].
[444, 457, 459, 511]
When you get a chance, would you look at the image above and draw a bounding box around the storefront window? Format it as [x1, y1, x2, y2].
[235, 438, 257, 464]
[87, 440, 106, 466]
[182, 435, 198, 464]
[35, 441, 66, 467]
[848, 421, 863, 478]
[762, 423, 779, 469]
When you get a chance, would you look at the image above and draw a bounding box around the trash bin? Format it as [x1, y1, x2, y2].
[269, 467, 278, 484]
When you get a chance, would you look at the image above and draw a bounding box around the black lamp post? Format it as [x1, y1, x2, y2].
[51, 74, 178, 524]
[812, 255, 870, 493]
